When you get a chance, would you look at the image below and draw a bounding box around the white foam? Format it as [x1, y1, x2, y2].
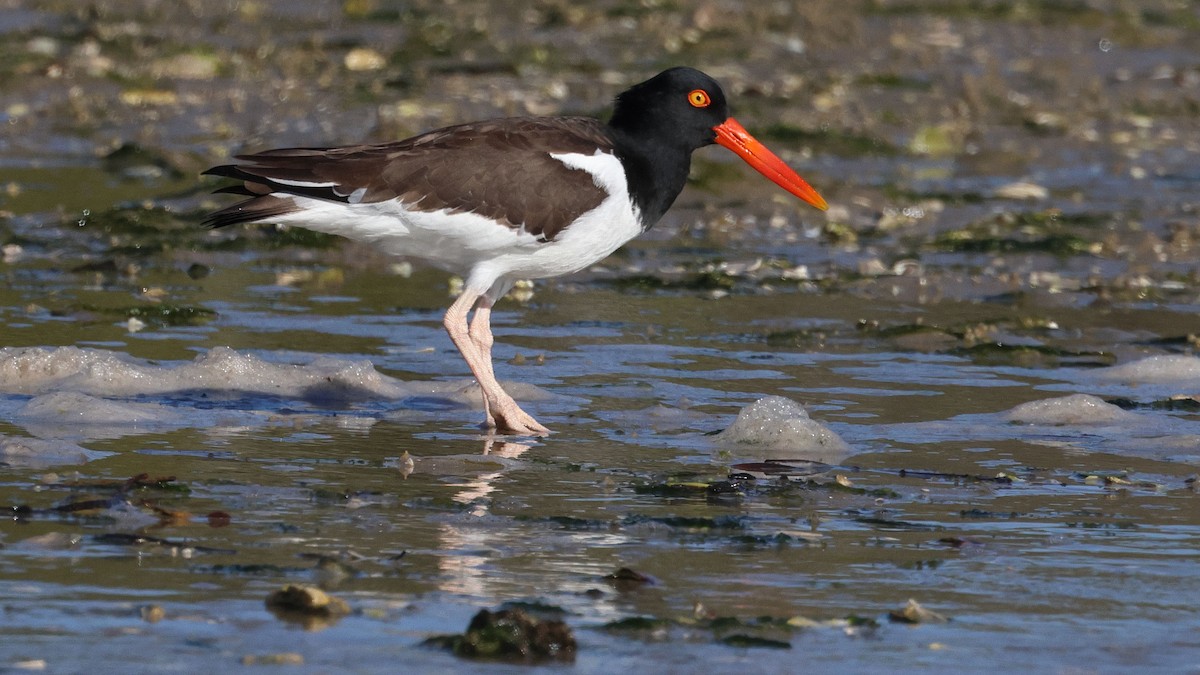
[0, 346, 413, 400]
[13, 391, 185, 442]
[0, 346, 563, 468]
[0, 346, 513, 466]
[1095, 355, 1200, 387]
[18, 391, 179, 424]
[1005, 393, 1141, 425]
[0, 435, 112, 468]
[716, 396, 851, 463]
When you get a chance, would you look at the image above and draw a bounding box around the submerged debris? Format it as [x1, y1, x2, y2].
[603, 616, 674, 633]
[729, 460, 832, 479]
[139, 604, 166, 623]
[719, 634, 792, 649]
[426, 608, 576, 663]
[93, 532, 236, 556]
[888, 599, 949, 624]
[604, 567, 657, 591]
[600, 609, 910, 648]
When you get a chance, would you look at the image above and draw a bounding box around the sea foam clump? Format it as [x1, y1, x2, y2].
[1005, 393, 1140, 425]
[0, 346, 412, 401]
[1095, 355, 1200, 385]
[716, 395, 851, 463]
[0, 436, 111, 468]
[0, 347, 433, 466]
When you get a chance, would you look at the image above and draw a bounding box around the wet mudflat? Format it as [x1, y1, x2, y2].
[2, 1, 1200, 672]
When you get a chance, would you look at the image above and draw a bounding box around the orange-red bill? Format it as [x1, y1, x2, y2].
[713, 117, 828, 211]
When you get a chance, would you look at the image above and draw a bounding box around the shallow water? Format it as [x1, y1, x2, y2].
[3, 1, 1200, 672]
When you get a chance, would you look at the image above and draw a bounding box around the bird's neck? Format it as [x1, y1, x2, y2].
[608, 127, 694, 231]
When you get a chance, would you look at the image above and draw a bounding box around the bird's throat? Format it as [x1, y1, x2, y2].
[608, 130, 693, 232]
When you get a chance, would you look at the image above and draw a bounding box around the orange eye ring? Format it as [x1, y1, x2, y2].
[688, 89, 711, 108]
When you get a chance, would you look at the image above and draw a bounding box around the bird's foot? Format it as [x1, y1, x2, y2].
[487, 399, 550, 437]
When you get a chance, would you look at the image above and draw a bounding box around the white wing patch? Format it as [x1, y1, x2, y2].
[270, 178, 338, 189]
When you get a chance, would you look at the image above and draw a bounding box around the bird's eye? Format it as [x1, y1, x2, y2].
[688, 89, 711, 108]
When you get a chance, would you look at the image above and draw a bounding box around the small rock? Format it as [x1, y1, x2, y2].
[152, 53, 218, 80]
[993, 181, 1048, 200]
[241, 653, 304, 666]
[858, 258, 889, 276]
[908, 124, 961, 156]
[344, 48, 386, 71]
[265, 584, 351, 627]
[27, 37, 60, 56]
[119, 90, 178, 107]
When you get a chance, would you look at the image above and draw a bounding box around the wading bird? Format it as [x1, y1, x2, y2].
[204, 67, 827, 436]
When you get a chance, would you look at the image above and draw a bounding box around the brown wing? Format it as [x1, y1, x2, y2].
[203, 117, 616, 242]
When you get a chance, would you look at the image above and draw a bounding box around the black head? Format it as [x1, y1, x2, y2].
[605, 67, 827, 230]
[608, 67, 730, 150]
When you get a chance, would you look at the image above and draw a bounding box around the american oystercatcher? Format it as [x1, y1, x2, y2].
[204, 67, 827, 436]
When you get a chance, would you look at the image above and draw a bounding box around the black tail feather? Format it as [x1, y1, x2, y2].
[202, 164, 257, 181]
[203, 163, 306, 228]
[212, 184, 257, 196]
[202, 195, 299, 229]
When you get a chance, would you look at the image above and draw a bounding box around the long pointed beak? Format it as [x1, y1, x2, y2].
[713, 117, 828, 211]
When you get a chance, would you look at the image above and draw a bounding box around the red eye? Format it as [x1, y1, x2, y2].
[688, 89, 711, 108]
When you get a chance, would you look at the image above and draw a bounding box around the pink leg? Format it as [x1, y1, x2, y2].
[467, 299, 498, 427]
[443, 289, 549, 436]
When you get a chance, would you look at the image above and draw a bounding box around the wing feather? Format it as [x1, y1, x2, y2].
[202, 117, 616, 241]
